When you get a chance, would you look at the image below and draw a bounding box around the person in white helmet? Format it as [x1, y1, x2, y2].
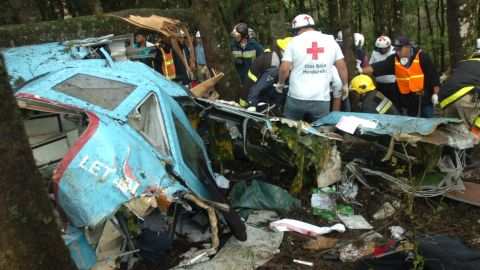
[276, 14, 348, 122]
[194, 31, 209, 81]
[354, 33, 369, 69]
[368, 35, 399, 109]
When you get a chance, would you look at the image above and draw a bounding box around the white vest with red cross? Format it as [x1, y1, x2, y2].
[282, 30, 345, 101]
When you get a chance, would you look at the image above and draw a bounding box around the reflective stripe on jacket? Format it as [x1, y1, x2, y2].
[395, 51, 424, 94]
[160, 48, 176, 80]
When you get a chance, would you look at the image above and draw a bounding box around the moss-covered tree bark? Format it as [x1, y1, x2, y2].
[0, 8, 193, 47]
[0, 57, 75, 269]
[446, 0, 479, 68]
[192, 0, 242, 101]
[339, 0, 356, 80]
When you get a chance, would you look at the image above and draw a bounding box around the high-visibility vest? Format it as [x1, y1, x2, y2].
[394, 51, 424, 94]
[160, 48, 176, 80]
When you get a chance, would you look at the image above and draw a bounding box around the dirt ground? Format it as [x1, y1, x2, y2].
[258, 169, 480, 270]
[138, 153, 480, 270]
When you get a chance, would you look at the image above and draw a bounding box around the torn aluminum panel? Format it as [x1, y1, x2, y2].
[314, 112, 478, 149]
[1, 38, 188, 99]
[7, 42, 246, 269]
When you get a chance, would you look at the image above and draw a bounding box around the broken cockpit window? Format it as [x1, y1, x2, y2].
[128, 93, 169, 157]
[53, 73, 135, 110]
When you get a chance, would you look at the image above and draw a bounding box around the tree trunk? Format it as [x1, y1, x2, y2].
[0, 8, 193, 47]
[339, 0, 356, 80]
[0, 57, 75, 270]
[416, 0, 422, 45]
[446, 0, 478, 68]
[424, 0, 437, 66]
[391, 0, 404, 37]
[327, 0, 340, 34]
[192, 0, 241, 101]
[436, 0, 447, 71]
[8, 0, 42, 23]
[372, 0, 388, 36]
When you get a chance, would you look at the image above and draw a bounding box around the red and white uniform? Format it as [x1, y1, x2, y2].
[282, 30, 344, 101]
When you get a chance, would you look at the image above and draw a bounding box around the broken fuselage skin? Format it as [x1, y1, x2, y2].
[2, 40, 245, 269]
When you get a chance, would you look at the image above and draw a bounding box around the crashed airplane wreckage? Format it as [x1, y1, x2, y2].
[2, 30, 479, 270]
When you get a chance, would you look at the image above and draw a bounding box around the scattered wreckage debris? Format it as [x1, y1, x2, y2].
[3, 28, 480, 270]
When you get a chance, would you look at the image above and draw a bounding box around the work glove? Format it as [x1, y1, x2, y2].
[341, 84, 349, 100]
[273, 83, 285, 94]
[431, 93, 439, 105]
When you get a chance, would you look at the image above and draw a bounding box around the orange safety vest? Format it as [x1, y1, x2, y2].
[160, 48, 176, 80]
[394, 51, 424, 94]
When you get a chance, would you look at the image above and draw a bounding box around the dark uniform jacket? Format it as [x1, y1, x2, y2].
[439, 55, 480, 109]
[231, 39, 264, 84]
[357, 91, 399, 115]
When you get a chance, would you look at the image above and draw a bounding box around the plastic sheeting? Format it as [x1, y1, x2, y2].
[313, 112, 462, 136]
[230, 180, 301, 214]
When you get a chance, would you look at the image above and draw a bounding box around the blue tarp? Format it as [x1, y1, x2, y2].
[313, 112, 462, 136]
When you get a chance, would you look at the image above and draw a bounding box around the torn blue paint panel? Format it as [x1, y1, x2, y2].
[63, 225, 97, 270]
[313, 112, 463, 136]
[56, 113, 188, 227]
[15, 61, 215, 227]
[1, 41, 187, 98]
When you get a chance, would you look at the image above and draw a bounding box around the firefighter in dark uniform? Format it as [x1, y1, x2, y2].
[350, 74, 399, 115]
[438, 45, 480, 137]
[231, 23, 264, 85]
[243, 37, 293, 112]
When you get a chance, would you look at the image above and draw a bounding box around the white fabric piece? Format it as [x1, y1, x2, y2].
[282, 30, 344, 101]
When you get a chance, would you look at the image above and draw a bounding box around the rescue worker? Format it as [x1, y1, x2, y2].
[134, 31, 154, 48]
[133, 31, 156, 67]
[369, 35, 399, 109]
[173, 30, 194, 87]
[350, 74, 399, 115]
[438, 40, 480, 137]
[231, 23, 264, 84]
[276, 14, 349, 123]
[244, 37, 293, 112]
[194, 31, 209, 82]
[154, 39, 177, 81]
[360, 36, 440, 118]
[354, 33, 369, 69]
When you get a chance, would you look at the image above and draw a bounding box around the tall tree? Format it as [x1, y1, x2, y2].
[390, 0, 404, 37]
[372, 0, 388, 36]
[327, 0, 340, 34]
[0, 58, 75, 269]
[8, 0, 42, 23]
[424, 0, 437, 66]
[446, 0, 479, 68]
[339, 0, 356, 79]
[192, 0, 242, 101]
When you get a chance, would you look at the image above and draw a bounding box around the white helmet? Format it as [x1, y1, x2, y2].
[195, 31, 201, 38]
[336, 30, 343, 43]
[248, 28, 256, 39]
[354, 33, 365, 48]
[375, 35, 391, 49]
[292, 14, 315, 29]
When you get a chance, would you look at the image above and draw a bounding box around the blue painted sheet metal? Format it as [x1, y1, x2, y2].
[56, 112, 188, 227]
[313, 112, 463, 136]
[1, 41, 187, 97]
[63, 225, 97, 270]
[17, 66, 214, 227]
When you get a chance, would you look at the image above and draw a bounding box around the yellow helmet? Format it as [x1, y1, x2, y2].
[350, 74, 376, 94]
[276, 37, 293, 51]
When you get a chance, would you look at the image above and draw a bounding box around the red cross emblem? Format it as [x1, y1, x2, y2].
[306, 42, 324, 60]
